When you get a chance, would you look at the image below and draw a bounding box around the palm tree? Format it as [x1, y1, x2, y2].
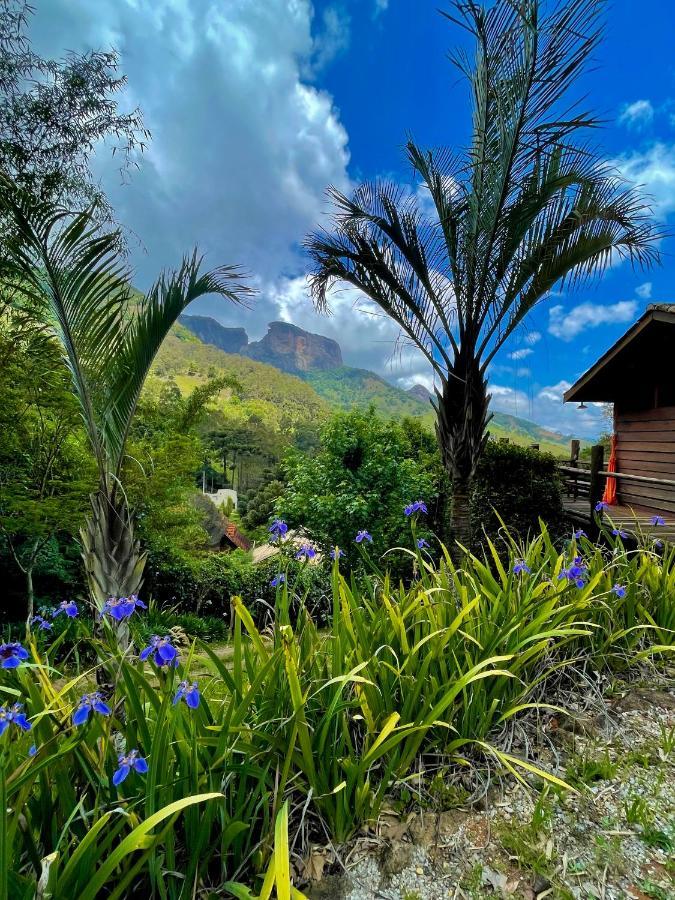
[0, 175, 253, 606]
[305, 0, 660, 551]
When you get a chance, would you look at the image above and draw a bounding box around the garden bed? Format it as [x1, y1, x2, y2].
[307, 682, 675, 900]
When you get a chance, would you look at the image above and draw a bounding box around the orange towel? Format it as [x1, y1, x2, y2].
[602, 434, 617, 505]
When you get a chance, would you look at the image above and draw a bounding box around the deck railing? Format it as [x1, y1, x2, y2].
[557, 441, 675, 534]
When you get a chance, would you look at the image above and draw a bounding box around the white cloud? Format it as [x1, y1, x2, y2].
[618, 99, 654, 130]
[524, 331, 542, 346]
[31, 0, 351, 292]
[373, 0, 389, 15]
[306, 6, 350, 76]
[508, 348, 534, 360]
[636, 281, 653, 300]
[616, 142, 675, 220]
[548, 301, 638, 341]
[490, 380, 604, 438]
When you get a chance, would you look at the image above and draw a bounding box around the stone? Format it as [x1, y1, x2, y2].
[244, 321, 343, 372]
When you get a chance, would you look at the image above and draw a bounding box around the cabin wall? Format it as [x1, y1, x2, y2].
[614, 404, 675, 514]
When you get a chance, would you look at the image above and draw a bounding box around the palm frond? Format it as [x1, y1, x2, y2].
[0, 173, 129, 476]
[101, 251, 253, 479]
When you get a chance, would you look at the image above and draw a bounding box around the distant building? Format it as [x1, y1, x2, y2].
[204, 488, 238, 510]
[564, 304, 675, 516]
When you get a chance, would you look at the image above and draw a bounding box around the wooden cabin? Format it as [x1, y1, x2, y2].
[564, 304, 675, 516]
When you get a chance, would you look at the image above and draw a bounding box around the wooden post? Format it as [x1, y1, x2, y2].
[589, 444, 605, 539]
[568, 439, 580, 499]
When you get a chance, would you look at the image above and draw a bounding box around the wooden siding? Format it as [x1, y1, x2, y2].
[615, 405, 675, 515]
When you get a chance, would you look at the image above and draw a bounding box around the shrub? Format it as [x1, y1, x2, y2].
[471, 441, 565, 545]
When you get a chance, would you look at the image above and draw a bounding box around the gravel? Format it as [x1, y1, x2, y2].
[306, 682, 675, 900]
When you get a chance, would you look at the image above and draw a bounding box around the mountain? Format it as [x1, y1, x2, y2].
[406, 384, 433, 403]
[179, 316, 342, 372]
[244, 321, 342, 372]
[174, 315, 574, 455]
[177, 315, 247, 354]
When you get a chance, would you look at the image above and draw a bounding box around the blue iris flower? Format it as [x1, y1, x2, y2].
[72, 692, 112, 726]
[0, 703, 31, 736]
[295, 544, 316, 561]
[30, 615, 52, 632]
[270, 574, 285, 587]
[53, 600, 78, 619]
[595, 501, 609, 512]
[355, 530, 373, 544]
[0, 642, 29, 669]
[559, 556, 588, 588]
[513, 559, 531, 575]
[417, 538, 430, 550]
[650, 515, 666, 526]
[612, 584, 627, 598]
[173, 680, 200, 709]
[28, 744, 37, 756]
[612, 528, 628, 539]
[112, 749, 148, 786]
[268, 519, 288, 543]
[101, 595, 146, 621]
[573, 529, 586, 539]
[404, 500, 428, 516]
[140, 636, 179, 668]
[330, 547, 345, 560]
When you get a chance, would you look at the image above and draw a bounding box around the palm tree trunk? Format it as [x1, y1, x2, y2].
[80, 490, 146, 610]
[434, 356, 492, 558]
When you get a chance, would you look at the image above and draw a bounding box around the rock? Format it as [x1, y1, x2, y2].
[178, 315, 248, 353]
[244, 321, 343, 372]
[406, 384, 433, 403]
[379, 840, 414, 876]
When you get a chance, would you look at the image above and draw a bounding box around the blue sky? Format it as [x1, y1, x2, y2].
[34, 0, 675, 438]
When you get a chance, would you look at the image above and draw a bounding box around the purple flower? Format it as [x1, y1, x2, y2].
[268, 519, 288, 543]
[330, 547, 345, 560]
[0, 703, 31, 736]
[28, 743, 37, 756]
[417, 538, 430, 550]
[612, 584, 627, 598]
[612, 528, 628, 540]
[173, 680, 200, 709]
[140, 635, 179, 668]
[573, 529, 586, 539]
[559, 557, 588, 589]
[112, 749, 148, 786]
[30, 615, 52, 632]
[355, 530, 373, 544]
[72, 692, 111, 726]
[513, 559, 531, 575]
[650, 515, 666, 526]
[0, 642, 29, 669]
[295, 544, 316, 561]
[53, 600, 78, 619]
[404, 500, 428, 517]
[270, 574, 285, 587]
[595, 501, 609, 513]
[101, 595, 146, 622]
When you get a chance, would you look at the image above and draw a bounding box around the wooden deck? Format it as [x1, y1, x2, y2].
[561, 496, 675, 543]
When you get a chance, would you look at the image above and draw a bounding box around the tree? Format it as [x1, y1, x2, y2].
[278, 409, 437, 565]
[0, 318, 94, 617]
[0, 0, 148, 231]
[0, 177, 253, 612]
[305, 0, 659, 550]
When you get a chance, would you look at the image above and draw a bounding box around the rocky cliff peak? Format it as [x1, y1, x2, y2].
[244, 321, 343, 372]
[406, 384, 433, 403]
[179, 315, 248, 354]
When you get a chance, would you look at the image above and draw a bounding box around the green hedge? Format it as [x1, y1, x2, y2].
[471, 441, 565, 545]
